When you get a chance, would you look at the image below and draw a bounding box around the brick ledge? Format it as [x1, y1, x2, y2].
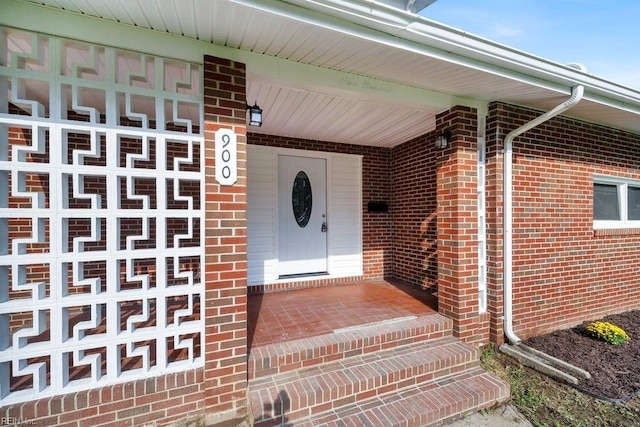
[594, 228, 640, 236]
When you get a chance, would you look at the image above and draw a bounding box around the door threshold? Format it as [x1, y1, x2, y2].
[278, 272, 329, 279]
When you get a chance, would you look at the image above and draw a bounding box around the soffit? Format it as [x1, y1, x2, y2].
[31, 0, 539, 99]
[18, 0, 640, 144]
[248, 81, 438, 146]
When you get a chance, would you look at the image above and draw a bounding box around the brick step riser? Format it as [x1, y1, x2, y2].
[254, 363, 482, 425]
[249, 315, 453, 380]
[295, 368, 511, 427]
[250, 341, 480, 424]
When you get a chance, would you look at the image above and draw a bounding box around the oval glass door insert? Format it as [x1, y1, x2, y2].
[292, 171, 312, 227]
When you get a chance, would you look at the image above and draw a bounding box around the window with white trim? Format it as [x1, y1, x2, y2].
[593, 176, 640, 228]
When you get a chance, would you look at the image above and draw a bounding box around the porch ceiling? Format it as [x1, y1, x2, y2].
[18, 0, 640, 146]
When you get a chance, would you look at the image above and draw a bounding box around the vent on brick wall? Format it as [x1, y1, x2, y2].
[367, 201, 389, 212]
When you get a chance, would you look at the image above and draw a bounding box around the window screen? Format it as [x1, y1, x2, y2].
[594, 183, 620, 220]
[628, 186, 640, 220]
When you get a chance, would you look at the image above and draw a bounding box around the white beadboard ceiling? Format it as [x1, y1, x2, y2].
[17, 0, 640, 146]
[247, 80, 438, 146]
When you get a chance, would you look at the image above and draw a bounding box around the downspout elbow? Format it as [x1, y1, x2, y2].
[503, 82, 584, 345]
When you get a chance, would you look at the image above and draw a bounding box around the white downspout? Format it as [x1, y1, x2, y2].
[504, 65, 586, 344]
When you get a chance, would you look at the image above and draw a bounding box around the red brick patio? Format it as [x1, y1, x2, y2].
[248, 280, 438, 348]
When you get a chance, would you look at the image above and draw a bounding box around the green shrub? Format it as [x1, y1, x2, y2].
[586, 321, 630, 345]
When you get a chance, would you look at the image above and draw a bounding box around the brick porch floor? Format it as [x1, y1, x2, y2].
[247, 279, 438, 349]
[247, 280, 510, 425]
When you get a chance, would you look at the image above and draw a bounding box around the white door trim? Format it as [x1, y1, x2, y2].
[247, 145, 363, 285]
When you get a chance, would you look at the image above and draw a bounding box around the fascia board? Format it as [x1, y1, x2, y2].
[404, 21, 640, 108]
[233, 0, 568, 93]
[272, 0, 640, 113]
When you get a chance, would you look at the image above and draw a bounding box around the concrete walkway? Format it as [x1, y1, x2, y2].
[448, 404, 533, 426]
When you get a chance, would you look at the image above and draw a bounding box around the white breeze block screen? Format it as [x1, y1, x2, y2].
[0, 29, 205, 405]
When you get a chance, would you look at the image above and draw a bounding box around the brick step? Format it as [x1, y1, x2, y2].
[249, 336, 482, 424]
[248, 313, 453, 380]
[297, 367, 510, 427]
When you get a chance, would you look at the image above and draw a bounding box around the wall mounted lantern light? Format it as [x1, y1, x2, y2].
[435, 130, 450, 149]
[246, 103, 263, 127]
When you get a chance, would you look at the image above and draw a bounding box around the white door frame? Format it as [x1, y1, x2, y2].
[247, 145, 363, 285]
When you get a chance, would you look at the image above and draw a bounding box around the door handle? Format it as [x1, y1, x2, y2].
[321, 221, 327, 232]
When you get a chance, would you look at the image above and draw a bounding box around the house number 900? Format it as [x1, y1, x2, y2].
[215, 128, 237, 185]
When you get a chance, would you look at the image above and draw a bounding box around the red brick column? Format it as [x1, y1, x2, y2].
[485, 102, 506, 344]
[436, 106, 489, 346]
[203, 55, 249, 423]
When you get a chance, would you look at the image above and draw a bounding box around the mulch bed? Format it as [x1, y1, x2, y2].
[524, 309, 640, 401]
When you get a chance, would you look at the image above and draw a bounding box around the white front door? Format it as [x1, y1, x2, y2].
[278, 155, 328, 276]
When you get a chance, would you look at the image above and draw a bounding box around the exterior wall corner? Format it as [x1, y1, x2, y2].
[436, 106, 489, 346]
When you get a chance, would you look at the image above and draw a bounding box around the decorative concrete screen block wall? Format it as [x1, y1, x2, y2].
[0, 28, 208, 423]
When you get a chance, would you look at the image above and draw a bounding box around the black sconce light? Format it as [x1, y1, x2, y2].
[246, 103, 263, 127]
[435, 130, 451, 149]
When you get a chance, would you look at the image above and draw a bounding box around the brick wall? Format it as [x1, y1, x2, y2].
[1, 371, 205, 426]
[248, 134, 393, 284]
[389, 106, 488, 345]
[486, 102, 640, 341]
[389, 129, 438, 290]
[202, 55, 249, 424]
[435, 106, 488, 345]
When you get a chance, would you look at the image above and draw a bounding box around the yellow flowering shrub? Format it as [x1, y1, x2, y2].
[586, 321, 630, 345]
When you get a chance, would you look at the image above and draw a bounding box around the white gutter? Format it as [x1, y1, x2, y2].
[297, 0, 640, 106]
[503, 64, 586, 344]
